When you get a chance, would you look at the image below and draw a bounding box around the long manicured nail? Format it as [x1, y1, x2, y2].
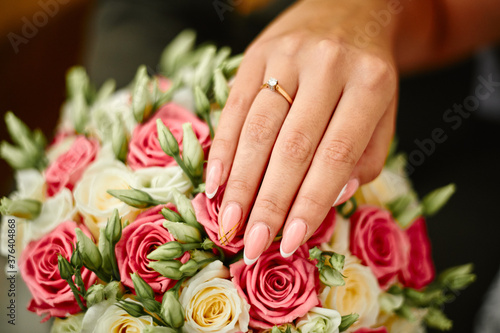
[219, 203, 242, 245]
[280, 219, 307, 258]
[243, 223, 270, 265]
[205, 159, 223, 199]
[333, 178, 360, 206]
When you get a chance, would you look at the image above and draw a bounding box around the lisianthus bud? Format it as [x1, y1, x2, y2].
[75, 228, 102, 272]
[0, 142, 36, 170]
[309, 247, 323, 261]
[107, 188, 162, 209]
[182, 123, 204, 178]
[172, 190, 197, 226]
[189, 249, 215, 262]
[130, 272, 155, 300]
[57, 255, 74, 280]
[70, 247, 84, 269]
[85, 284, 105, 307]
[98, 229, 113, 277]
[132, 65, 152, 123]
[144, 326, 178, 333]
[194, 86, 210, 116]
[66, 66, 90, 100]
[379, 292, 405, 312]
[422, 183, 456, 217]
[118, 300, 148, 318]
[73, 92, 89, 134]
[222, 54, 243, 76]
[164, 221, 202, 243]
[105, 209, 122, 244]
[425, 307, 452, 331]
[329, 253, 345, 272]
[213, 68, 229, 107]
[319, 266, 345, 287]
[0, 197, 41, 219]
[156, 119, 180, 157]
[104, 281, 125, 301]
[179, 259, 199, 276]
[148, 260, 183, 280]
[5, 111, 31, 145]
[161, 290, 184, 328]
[160, 29, 196, 76]
[147, 242, 185, 261]
[194, 46, 216, 93]
[161, 207, 183, 222]
[112, 121, 128, 162]
[339, 314, 359, 332]
[438, 263, 476, 290]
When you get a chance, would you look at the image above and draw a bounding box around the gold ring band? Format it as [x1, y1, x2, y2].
[260, 77, 293, 105]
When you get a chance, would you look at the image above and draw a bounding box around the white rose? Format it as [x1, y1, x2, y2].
[89, 89, 137, 142]
[296, 307, 342, 333]
[74, 145, 141, 237]
[321, 256, 381, 331]
[321, 214, 350, 256]
[50, 313, 84, 333]
[134, 166, 192, 202]
[13, 169, 45, 201]
[82, 300, 152, 333]
[179, 260, 250, 333]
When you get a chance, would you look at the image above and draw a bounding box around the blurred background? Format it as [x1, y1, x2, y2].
[1, 1, 499, 332]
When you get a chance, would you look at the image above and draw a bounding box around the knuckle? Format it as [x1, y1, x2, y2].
[279, 34, 304, 57]
[228, 178, 252, 194]
[245, 113, 276, 145]
[315, 38, 345, 62]
[358, 55, 397, 91]
[255, 196, 289, 216]
[299, 194, 330, 212]
[212, 137, 234, 153]
[279, 130, 313, 164]
[320, 138, 357, 168]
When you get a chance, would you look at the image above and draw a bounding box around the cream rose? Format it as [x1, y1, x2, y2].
[50, 313, 84, 333]
[179, 260, 250, 333]
[321, 214, 351, 256]
[82, 300, 153, 333]
[74, 145, 141, 237]
[133, 166, 192, 202]
[321, 256, 381, 331]
[296, 307, 342, 333]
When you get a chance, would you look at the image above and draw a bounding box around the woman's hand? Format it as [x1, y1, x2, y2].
[206, 0, 399, 264]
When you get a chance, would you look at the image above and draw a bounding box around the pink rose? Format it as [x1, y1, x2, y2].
[354, 327, 388, 333]
[399, 217, 435, 289]
[230, 242, 320, 329]
[127, 103, 211, 170]
[45, 135, 99, 197]
[115, 205, 190, 294]
[192, 187, 244, 255]
[350, 206, 409, 289]
[19, 221, 97, 322]
[307, 207, 337, 247]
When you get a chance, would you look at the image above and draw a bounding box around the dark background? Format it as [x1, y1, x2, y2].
[1, 1, 499, 332]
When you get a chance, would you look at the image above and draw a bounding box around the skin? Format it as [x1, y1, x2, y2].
[206, 0, 500, 263]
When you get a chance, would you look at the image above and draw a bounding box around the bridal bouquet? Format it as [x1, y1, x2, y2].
[0, 31, 474, 333]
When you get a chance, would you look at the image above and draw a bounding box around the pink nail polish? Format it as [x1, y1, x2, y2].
[333, 178, 360, 206]
[205, 160, 223, 199]
[280, 219, 307, 258]
[243, 223, 270, 265]
[219, 203, 242, 245]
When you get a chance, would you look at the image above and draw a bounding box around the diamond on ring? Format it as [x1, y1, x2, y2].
[267, 77, 278, 91]
[260, 77, 293, 105]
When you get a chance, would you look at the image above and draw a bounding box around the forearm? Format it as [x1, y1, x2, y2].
[394, 0, 500, 73]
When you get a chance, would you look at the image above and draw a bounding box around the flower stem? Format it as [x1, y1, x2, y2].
[66, 278, 86, 311]
[173, 154, 199, 187]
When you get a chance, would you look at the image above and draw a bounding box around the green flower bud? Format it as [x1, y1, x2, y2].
[0, 142, 36, 170]
[107, 188, 162, 209]
[189, 249, 215, 262]
[0, 197, 41, 219]
[105, 209, 122, 244]
[75, 228, 102, 272]
[118, 300, 148, 318]
[193, 85, 210, 116]
[213, 68, 229, 107]
[213, 46, 231, 69]
[329, 253, 345, 272]
[201, 239, 214, 251]
[144, 326, 178, 333]
[161, 290, 184, 328]
[112, 121, 128, 162]
[148, 260, 183, 280]
[172, 190, 197, 226]
[319, 266, 345, 287]
[104, 281, 125, 301]
[394, 204, 423, 228]
[66, 66, 90, 100]
[98, 229, 113, 277]
[5, 111, 32, 147]
[73, 92, 89, 134]
[309, 247, 323, 261]
[422, 183, 456, 217]
[85, 284, 105, 307]
[222, 54, 243, 77]
[179, 259, 198, 276]
[148, 242, 185, 261]
[96, 78, 116, 102]
[57, 255, 74, 280]
[160, 208, 183, 222]
[130, 272, 155, 301]
[181, 123, 204, 178]
[379, 292, 404, 313]
[160, 29, 196, 76]
[194, 46, 216, 92]
[424, 307, 452, 331]
[164, 221, 202, 243]
[438, 263, 476, 291]
[132, 65, 152, 123]
[339, 314, 359, 332]
[70, 247, 84, 270]
[156, 119, 180, 157]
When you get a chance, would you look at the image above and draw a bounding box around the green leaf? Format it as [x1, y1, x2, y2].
[339, 314, 359, 332]
[421, 183, 456, 216]
[425, 307, 453, 331]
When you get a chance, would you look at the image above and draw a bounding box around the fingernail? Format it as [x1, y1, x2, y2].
[280, 219, 307, 258]
[219, 203, 242, 245]
[205, 159, 223, 199]
[333, 178, 360, 206]
[243, 223, 270, 265]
